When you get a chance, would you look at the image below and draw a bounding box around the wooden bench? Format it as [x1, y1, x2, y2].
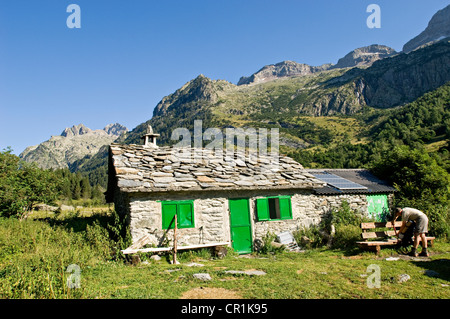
[356, 221, 435, 254]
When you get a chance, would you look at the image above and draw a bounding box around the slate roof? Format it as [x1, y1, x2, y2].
[306, 169, 397, 195]
[108, 143, 326, 193]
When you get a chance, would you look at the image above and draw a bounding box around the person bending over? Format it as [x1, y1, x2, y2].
[393, 207, 429, 257]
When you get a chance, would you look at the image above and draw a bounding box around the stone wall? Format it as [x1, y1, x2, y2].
[252, 193, 370, 243]
[123, 189, 389, 250]
[127, 192, 230, 248]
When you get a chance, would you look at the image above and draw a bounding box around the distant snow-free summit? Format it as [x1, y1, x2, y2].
[237, 44, 397, 85]
[19, 123, 127, 170]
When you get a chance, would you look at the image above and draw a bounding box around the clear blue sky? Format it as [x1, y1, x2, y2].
[0, 0, 449, 155]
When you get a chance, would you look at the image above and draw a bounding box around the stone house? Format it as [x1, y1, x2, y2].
[106, 127, 395, 254]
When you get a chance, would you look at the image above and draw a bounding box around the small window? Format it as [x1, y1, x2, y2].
[161, 200, 195, 229]
[268, 197, 281, 219]
[256, 196, 292, 221]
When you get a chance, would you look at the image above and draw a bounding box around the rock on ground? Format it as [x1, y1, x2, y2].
[193, 273, 212, 281]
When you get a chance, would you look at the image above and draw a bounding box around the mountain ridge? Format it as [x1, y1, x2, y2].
[114, 39, 449, 153]
[19, 123, 127, 170]
[331, 44, 397, 69]
[403, 4, 450, 53]
[61, 124, 92, 137]
[237, 60, 332, 86]
[237, 44, 398, 86]
[21, 39, 450, 176]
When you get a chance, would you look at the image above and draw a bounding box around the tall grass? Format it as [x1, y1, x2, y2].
[0, 211, 119, 298]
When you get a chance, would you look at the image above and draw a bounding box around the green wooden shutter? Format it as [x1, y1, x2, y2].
[279, 196, 292, 220]
[178, 201, 194, 228]
[256, 198, 269, 221]
[162, 201, 194, 229]
[162, 202, 177, 229]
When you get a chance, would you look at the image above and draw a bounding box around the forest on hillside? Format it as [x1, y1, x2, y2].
[289, 82, 450, 170]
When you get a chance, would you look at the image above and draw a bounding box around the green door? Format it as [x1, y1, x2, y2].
[229, 198, 253, 254]
[367, 194, 389, 221]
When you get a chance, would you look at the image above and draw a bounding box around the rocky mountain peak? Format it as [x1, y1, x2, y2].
[238, 61, 326, 86]
[61, 124, 92, 137]
[20, 122, 128, 170]
[332, 44, 397, 69]
[403, 4, 450, 53]
[103, 123, 128, 136]
[152, 74, 233, 117]
[187, 74, 217, 100]
[61, 123, 127, 138]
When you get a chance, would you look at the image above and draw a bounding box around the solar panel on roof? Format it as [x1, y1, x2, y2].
[312, 172, 368, 190]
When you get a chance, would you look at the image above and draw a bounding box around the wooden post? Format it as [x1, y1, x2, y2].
[173, 214, 178, 264]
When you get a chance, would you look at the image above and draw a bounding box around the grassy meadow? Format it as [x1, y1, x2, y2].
[0, 208, 449, 300]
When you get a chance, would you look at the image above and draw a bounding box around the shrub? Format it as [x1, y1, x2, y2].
[427, 204, 450, 240]
[294, 201, 371, 249]
[332, 224, 363, 249]
[85, 221, 113, 260]
[258, 231, 286, 254]
[293, 225, 326, 249]
[323, 201, 366, 229]
[0, 149, 61, 219]
[327, 201, 370, 248]
[105, 209, 132, 260]
[372, 145, 449, 205]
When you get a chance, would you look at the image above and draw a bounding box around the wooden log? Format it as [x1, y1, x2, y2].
[121, 242, 230, 255]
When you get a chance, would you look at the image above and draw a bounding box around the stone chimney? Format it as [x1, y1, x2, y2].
[141, 124, 160, 148]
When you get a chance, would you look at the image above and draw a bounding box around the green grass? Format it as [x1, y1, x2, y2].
[1, 212, 449, 299]
[78, 247, 450, 299]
